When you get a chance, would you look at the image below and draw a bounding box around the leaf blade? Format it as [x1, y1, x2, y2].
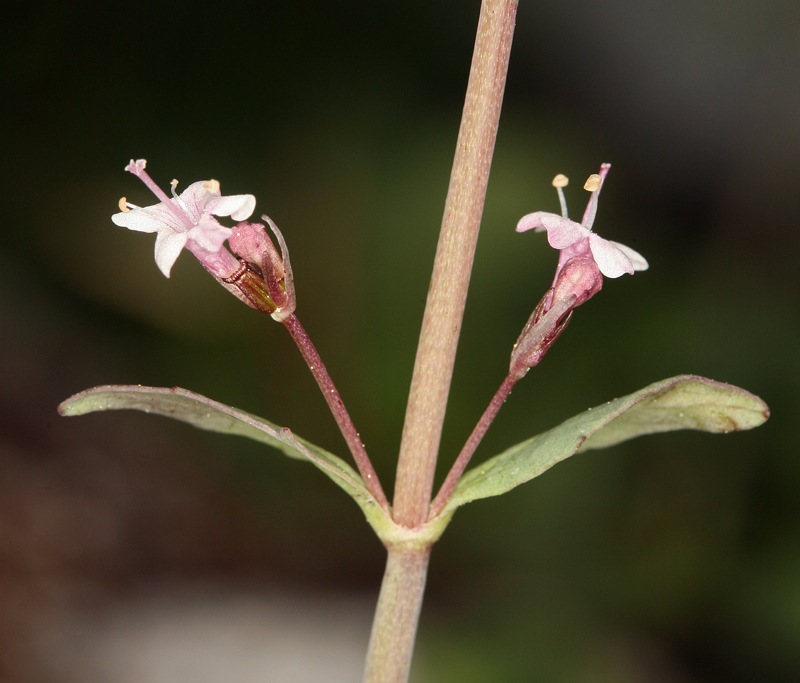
[443, 375, 768, 515]
[58, 385, 383, 521]
[60, 384, 307, 457]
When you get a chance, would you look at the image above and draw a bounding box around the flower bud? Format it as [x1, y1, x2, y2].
[229, 222, 284, 283]
[509, 257, 603, 379]
[226, 217, 296, 321]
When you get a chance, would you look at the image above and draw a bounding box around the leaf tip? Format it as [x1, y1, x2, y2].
[57, 391, 88, 417]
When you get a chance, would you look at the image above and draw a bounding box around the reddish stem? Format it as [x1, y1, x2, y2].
[428, 373, 518, 520]
[283, 314, 390, 513]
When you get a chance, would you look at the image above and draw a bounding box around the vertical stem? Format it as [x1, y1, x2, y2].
[394, 0, 519, 527]
[362, 547, 431, 683]
[283, 313, 390, 513]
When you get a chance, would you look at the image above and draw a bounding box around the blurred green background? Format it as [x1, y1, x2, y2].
[2, 0, 798, 680]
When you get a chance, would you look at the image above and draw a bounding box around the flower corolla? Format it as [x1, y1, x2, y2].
[112, 159, 255, 278]
[509, 164, 647, 378]
[516, 164, 648, 285]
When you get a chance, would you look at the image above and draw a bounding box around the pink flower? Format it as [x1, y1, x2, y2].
[516, 164, 648, 285]
[112, 159, 255, 278]
[509, 165, 647, 378]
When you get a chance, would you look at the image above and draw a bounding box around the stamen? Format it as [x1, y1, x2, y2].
[581, 189, 600, 230]
[552, 174, 569, 219]
[580, 165, 611, 229]
[118, 197, 130, 213]
[203, 179, 220, 194]
[583, 174, 602, 192]
[170, 179, 179, 198]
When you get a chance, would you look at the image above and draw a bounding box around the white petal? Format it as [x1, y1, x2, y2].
[112, 203, 175, 233]
[154, 230, 189, 277]
[175, 181, 211, 223]
[589, 234, 634, 278]
[538, 215, 588, 249]
[608, 240, 649, 271]
[206, 193, 256, 221]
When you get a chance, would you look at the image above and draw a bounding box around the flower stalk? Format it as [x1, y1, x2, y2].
[429, 374, 517, 520]
[282, 313, 390, 512]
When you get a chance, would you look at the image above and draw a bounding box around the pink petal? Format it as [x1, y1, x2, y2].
[516, 211, 560, 233]
[538, 215, 588, 249]
[589, 234, 634, 278]
[188, 220, 233, 252]
[608, 240, 649, 271]
[175, 181, 210, 223]
[154, 230, 189, 277]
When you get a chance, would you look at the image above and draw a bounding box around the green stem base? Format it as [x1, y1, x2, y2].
[363, 547, 432, 683]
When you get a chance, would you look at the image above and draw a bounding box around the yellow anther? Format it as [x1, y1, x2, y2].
[552, 174, 569, 188]
[118, 197, 130, 212]
[584, 174, 602, 192]
[204, 179, 220, 193]
[171, 179, 179, 189]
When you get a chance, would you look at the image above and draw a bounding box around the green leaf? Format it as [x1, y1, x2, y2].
[59, 385, 457, 548]
[58, 385, 386, 527]
[442, 375, 769, 515]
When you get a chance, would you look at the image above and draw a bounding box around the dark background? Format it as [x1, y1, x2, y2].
[2, 0, 798, 680]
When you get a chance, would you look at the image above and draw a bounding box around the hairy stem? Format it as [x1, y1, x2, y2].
[362, 547, 431, 683]
[429, 373, 518, 520]
[283, 314, 390, 512]
[393, 0, 519, 528]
